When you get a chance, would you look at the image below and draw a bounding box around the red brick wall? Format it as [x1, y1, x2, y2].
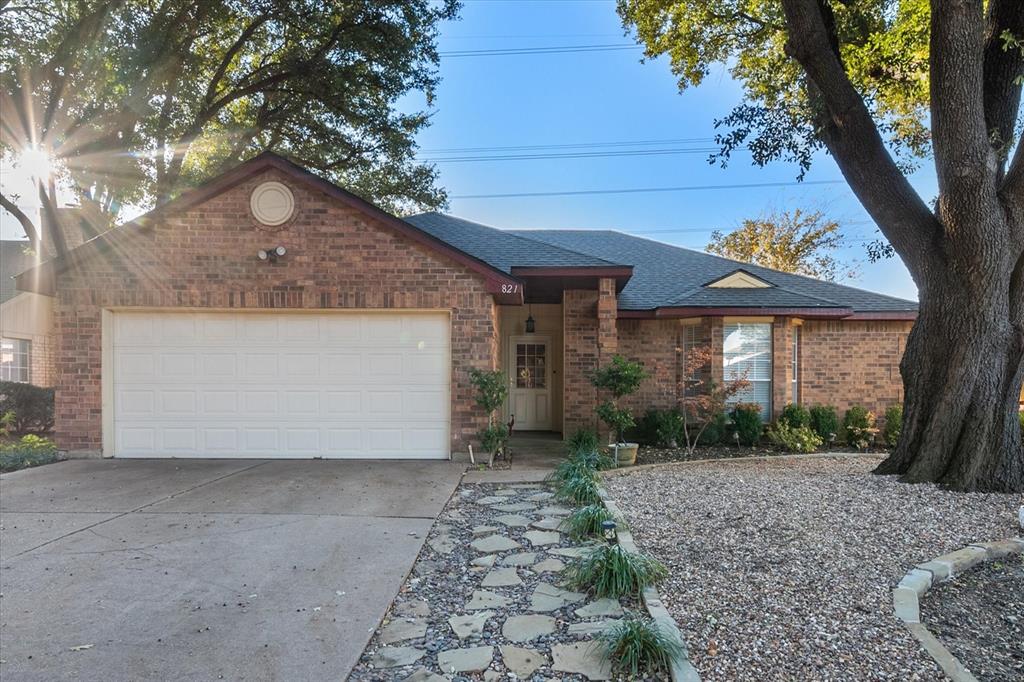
[617, 318, 680, 415]
[562, 289, 600, 437]
[53, 168, 499, 454]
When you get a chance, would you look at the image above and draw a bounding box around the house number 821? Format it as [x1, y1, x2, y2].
[501, 284, 520, 294]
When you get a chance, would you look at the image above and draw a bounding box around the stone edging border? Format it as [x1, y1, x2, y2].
[892, 537, 1024, 682]
[597, 486, 702, 682]
[601, 451, 884, 477]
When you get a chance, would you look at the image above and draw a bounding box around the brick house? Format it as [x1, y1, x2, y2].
[16, 153, 921, 459]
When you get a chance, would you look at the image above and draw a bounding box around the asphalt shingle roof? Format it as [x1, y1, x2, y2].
[401, 213, 916, 313]
[404, 212, 621, 273]
[1, 240, 35, 304]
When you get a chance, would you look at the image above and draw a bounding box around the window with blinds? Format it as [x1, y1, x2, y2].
[723, 322, 772, 419]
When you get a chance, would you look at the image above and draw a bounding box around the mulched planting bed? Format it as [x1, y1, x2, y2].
[603, 455, 1019, 682]
[636, 443, 887, 466]
[349, 482, 653, 681]
[922, 552, 1023, 681]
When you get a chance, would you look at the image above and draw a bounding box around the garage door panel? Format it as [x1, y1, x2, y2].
[111, 312, 449, 458]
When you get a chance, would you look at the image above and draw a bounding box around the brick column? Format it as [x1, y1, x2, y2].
[772, 317, 795, 417]
[562, 289, 599, 437]
[597, 277, 618, 361]
[708, 317, 724, 385]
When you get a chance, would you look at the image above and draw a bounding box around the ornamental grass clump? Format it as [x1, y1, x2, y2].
[555, 473, 603, 505]
[596, 617, 684, 679]
[561, 504, 617, 540]
[548, 456, 600, 485]
[565, 543, 668, 598]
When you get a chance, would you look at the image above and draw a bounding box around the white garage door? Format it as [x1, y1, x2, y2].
[109, 311, 450, 458]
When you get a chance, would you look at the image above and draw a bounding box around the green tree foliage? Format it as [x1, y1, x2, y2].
[591, 355, 649, 444]
[708, 209, 858, 281]
[0, 0, 458, 251]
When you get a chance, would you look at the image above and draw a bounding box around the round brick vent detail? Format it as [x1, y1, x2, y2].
[250, 181, 295, 226]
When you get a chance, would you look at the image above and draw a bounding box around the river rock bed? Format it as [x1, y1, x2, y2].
[348, 482, 648, 681]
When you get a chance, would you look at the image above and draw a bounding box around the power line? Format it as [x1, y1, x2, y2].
[420, 147, 720, 162]
[451, 180, 848, 200]
[421, 137, 715, 154]
[439, 43, 641, 57]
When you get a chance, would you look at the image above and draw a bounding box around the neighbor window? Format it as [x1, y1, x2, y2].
[0, 337, 31, 383]
[723, 323, 771, 419]
[682, 323, 703, 382]
[791, 326, 800, 404]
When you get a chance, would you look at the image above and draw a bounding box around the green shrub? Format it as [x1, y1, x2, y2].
[0, 434, 60, 472]
[843, 405, 878, 450]
[591, 355, 649, 444]
[766, 422, 823, 453]
[729, 403, 763, 445]
[697, 411, 729, 445]
[560, 504, 617, 540]
[572, 449, 615, 471]
[779, 403, 811, 429]
[469, 368, 509, 461]
[636, 408, 685, 447]
[566, 428, 600, 455]
[548, 456, 600, 485]
[596, 617, 684, 679]
[565, 543, 668, 598]
[478, 424, 509, 454]
[808, 405, 840, 443]
[634, 409, 662, 446]
[555, 473, 603, 505]
[883, 405, 903, 448]
[0, 382, 55, 434]
[1019, 411, 1024, 437]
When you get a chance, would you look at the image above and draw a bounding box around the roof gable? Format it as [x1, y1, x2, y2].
[704, 269, 774, 289]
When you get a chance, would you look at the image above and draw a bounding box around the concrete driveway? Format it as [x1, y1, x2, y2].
[0, 459, 464, 681]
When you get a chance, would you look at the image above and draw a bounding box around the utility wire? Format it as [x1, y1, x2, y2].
[439, 43, 642, 57]
[451, 180, 848, 200]
[421, 137, 715, 154]
[420, 147, 720, 162]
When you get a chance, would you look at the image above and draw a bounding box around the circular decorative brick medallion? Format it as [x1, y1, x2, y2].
[250, 181, 295, 226]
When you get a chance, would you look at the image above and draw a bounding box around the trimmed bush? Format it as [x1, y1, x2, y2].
[843, 405, 878, 450]
[0, 382, 54, 435]
[730, 403, 763, 445]
[0, 434, 60, 472]
[560, 504, 617, 540]
[808, 405, 840, 443]
[565, 543, 668, 598]
[635, 408, 685, 447]
[697, 411, 729, 445]
[883, 405, 903, 448]
[767, 422, 823, 453]
[597, 617, 684, 679]
[779, 403, 811, 429]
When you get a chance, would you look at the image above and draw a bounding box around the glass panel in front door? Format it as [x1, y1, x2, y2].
[515, 342, 546, 389]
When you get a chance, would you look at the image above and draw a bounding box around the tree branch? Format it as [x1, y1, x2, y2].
[779, 0, 942, 280]
[0, 190, 40, 248]
[983, 0, 1024, 176]
[203, 14, 272, 107]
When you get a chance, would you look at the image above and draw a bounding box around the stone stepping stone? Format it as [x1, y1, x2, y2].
[575, 598, 624, 618]
[471, 535, 521, 553]
[549, 545, 595, 559]
[567, 619, 622, 637]
[437, 645, 494, 674]
[380, 617, 428, 644]
[394, 599, 430, 617]
[482, 567, 522, 587]
[493, 487, 520, 496]
[530, 517, 562, 530]
[471, 555, 496, 568]
[449, 610, 493, 639]
[500, 645, 548, 678]
[413, 558, 440, 577]
[476, 495, 510, 505]
[524, 530, 561, 546]
[466, 590, 511, 610]
[500, 552, 538, 567]
[492, 502, 536, 513]
[403, 667, 447, 682]
[551, 642, 612, 680]
[537, 505, 573, 516]
[528, 582, 586, 611]
[493, 514, 533, 528]
[533, 558, 566, 573]
[472, 524, 499, 537]
[502, 614, 556, 642]
[428, 535, 456, 555]
[525, 491, 555, 502]
[371, 646, 425, 668]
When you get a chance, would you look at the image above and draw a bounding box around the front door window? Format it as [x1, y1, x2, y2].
[515, 343, 546, 389]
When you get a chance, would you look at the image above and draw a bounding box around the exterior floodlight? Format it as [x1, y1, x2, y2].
[257, 249, 269, 261]
[257, 246, 287, 262]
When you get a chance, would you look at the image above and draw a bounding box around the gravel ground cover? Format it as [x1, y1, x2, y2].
[349, 482, 651, 681]
[922, 552, 1023, 681]
[636, 444, 887, 466]
[603, 455, 1020, 681]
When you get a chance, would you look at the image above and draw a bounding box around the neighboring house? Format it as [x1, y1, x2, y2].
[1, 240, 54, 386]
[16, 153, 920, 459]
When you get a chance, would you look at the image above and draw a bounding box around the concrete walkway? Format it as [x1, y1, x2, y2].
[0, 458, 464, 681]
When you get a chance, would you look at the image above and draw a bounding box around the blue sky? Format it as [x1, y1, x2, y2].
[406, 0, 927, 301]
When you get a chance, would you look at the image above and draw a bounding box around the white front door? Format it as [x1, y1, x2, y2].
[508, 336, 552, 430]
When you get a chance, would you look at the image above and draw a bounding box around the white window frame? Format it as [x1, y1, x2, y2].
[723, 322, 772, 419]
[0, 336, 31, 383]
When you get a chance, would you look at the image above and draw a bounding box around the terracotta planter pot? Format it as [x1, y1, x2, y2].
[613, 442, 638, 466]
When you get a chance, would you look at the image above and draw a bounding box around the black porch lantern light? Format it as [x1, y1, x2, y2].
[525, 304, 535, 334]
[601, 520, 618, 543]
